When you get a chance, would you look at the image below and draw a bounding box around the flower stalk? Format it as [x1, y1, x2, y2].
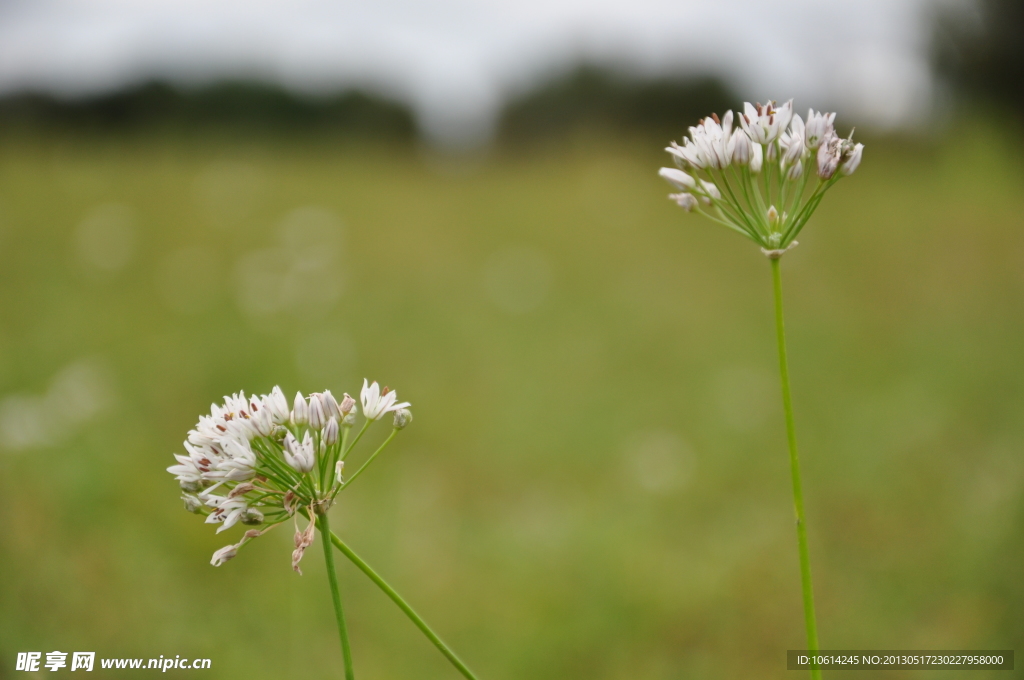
[329, 531, 480, 680]
[318, 511, 355, 680]
[772, 258, 821, 680]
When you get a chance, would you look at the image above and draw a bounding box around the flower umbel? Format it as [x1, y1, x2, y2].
[660, 100, 863, 254]
[167, 383, 411, 568]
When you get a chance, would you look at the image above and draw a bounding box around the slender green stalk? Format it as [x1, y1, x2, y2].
[340, 429, 398, 491]
[770, 257, 822, 680]
[318, 512, 355, 680]
[342, 420, 372, 462]
[329, 531, 480, 680]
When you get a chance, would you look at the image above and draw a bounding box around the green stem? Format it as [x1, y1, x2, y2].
[329, 531, 480, 680]
[342, 420, 372, 462]
[318, 512, 355, 680]
[339, 429, 398, 492]
[770, 257, 822, 680]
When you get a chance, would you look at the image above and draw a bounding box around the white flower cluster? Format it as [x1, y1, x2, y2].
[168, 380, 411, 568]
[659, 100, 863, 252]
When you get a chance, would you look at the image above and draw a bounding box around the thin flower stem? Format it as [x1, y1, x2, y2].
[342, 420, 372, 462]
[339, 429, 398, 493]
[770, 258, 822, 680]
[329, 531, 481, 680]
[317, 512, 356, 680]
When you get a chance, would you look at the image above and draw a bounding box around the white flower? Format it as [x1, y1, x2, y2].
[668, 192, 697, 211]
[248, 395, 275, 437]
[264, 386, 290, 425]
[740, 100, 793, 145]
[816, 131, 843, 180]
[283, 431, 316, 473]
[205, 439, 257, 483]
[205, 494, 250, 533]
[666, 139, 705, 169]
[804, 109, 835, 150]
[291, 392, 308, 426]
[167, 452, 204, 491]
[210, 544, 238, 567]
[840, 143, 864, 176]
[360, 379, 410, 420]
[335, 460, 345, 485]
[780, 114, 806, 165]
[658, 167, 696, 191]
[666, 111, 734, 170]
[690, 111, 734, 169]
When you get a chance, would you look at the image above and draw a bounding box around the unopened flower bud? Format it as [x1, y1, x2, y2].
[393, 408, 413, 430]
[180, 478, 203, 493]
[241, 508, 264, 526]
[749, 143, 764, 173]
[182, 494, 203, 514]
[320, 390, 342, 420]
[227, 482, 255, 498]
[786, 161, 803, 181]
[767, 205, 780, 229]
[291, 392, 308, 426]
[323, 417, 339, 445]
[699, 180, 720, 204]
[668, 192, 697, 212]
[730, 130, 752, 165]
[308, 394, 326, 430]
[335, 460, 345, 485]
[658, 167, 696, 191]
[211, 544, 238, 567]
[339, 393, 356, 415]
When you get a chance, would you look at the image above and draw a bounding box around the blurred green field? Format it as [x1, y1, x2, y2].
[0, 127, 1022, 679]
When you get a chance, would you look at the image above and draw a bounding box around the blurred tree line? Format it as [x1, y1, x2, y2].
[933, 0, 1024, 117]
[495, 66, 735, 145]
[0, 70, 738, 146]
[3, 0, 1019, 148]
[0, 81, 418, 141]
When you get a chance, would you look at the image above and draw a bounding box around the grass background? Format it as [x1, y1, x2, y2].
[0, 127, 1021, 679]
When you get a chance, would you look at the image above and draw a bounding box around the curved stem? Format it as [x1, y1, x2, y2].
[318, 512, 355, 680]
[329, 531, 480, 680]
[770, 258, 822, 680]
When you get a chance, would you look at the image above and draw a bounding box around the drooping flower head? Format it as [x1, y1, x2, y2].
[168, 384, 412, 568]
[659, 98, 862, 255]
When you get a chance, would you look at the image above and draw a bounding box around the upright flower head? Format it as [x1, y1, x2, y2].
[659, 98, 863, 255]
[360, 379, 411, 421]
[168, 383, 412, 568]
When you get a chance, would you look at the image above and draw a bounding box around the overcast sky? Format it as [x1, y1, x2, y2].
[0, 0, 955, 144]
